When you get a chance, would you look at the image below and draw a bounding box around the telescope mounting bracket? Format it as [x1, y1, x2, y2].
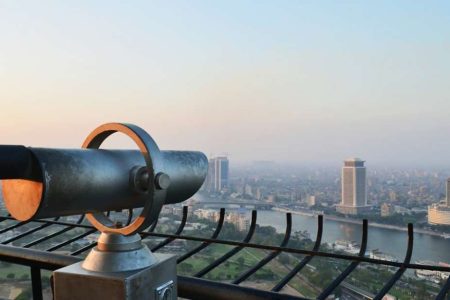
[82, 123, 168, 236]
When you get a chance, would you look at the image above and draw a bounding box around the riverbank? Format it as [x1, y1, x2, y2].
[272, 207, 446, 238]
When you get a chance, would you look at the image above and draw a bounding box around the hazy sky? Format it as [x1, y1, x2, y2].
[1, 1, 449, 166]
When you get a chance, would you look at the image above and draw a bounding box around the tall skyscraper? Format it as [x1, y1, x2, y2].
[336, 158, 370, 215]
[206, 157, 229, 192]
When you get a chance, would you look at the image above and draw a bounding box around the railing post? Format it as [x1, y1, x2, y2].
[31, 267, 43, 300]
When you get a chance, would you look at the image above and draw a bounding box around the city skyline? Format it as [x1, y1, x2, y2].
[1, 2, 450, 166]
[1, 2, 450, 298]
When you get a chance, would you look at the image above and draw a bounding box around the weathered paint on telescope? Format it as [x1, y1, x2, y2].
[1, 147, 207, 221]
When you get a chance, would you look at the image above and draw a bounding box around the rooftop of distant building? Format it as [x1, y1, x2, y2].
[344, 157, 364, 162]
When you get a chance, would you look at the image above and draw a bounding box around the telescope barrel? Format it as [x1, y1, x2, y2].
[0, 145, 41, 181]
[0, 147, 207, 221]
[162, 151, 208, 204]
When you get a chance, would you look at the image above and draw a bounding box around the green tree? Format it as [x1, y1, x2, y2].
[415, 281, 428, 300]
[14, 288, 31, 300]
[178, 263, 193, 273]
[278, 253, 290, 265]
[237, 257, 245, 267]
[42, 275, 51, 288]
[20, 274, 29, 280]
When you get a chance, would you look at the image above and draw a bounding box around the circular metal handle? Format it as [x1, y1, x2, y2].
[82, 123, 166, 235]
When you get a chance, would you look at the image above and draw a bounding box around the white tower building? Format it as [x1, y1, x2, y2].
[336, 158, 370, 215]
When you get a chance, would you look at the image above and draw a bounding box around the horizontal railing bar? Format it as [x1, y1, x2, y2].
[177, 208, 226, 264]
[316, 219, 368, 300]
[0, 220, 30, 234]
[46, 229, 97, 252]
[1, 216, 448, 272]
[233, 212, 292, 285]
[2, 217, 93, 229]
[23, 226, 77, 248]
[178, 275, 306, 300]
[70, 242, 97, 256]
[195, 210, 258, 278]
[0, 244, 80, 270]
[152, 206, 188, 252]
[0, 245, 305, 300]
[143, 231, 450, 272]
[272, 215, 323, 292]
[1, 222, 54, 245]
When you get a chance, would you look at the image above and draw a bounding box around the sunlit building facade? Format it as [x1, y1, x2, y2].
[428, 204, 450, 225]
[428, 178, 450, 225]
[381, 203, 395, 217]
[206, 156, 229, 192]
[336, 158, 371, 215]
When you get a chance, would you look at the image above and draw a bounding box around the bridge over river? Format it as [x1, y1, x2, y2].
[192, 199, 274, 210]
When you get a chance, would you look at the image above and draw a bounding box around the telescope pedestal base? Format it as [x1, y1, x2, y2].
[53, 253, 177, 300]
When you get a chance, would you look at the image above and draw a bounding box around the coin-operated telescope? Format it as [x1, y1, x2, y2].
[0, 123, 208, 300]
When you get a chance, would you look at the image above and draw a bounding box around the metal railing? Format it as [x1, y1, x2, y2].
[0, 207, 448, 300]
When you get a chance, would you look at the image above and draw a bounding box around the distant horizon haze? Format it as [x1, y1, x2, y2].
[0, 2, 449, 166]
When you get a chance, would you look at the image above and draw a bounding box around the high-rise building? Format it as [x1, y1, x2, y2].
[255, 188, 262, 200]
[244, 184, 252, 196]
[336, 158, 371, 215]
[206, 157, 229, 192]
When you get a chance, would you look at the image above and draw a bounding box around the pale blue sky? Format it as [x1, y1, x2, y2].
[0, 1, 449, 166]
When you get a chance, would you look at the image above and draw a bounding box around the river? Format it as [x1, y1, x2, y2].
[255, 210, 450, 263]
[196, 192, 450, 263]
